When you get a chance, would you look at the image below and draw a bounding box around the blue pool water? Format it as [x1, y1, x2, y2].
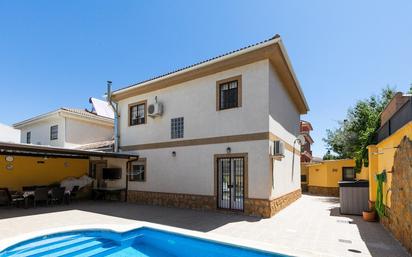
[0, 227, 291, 257]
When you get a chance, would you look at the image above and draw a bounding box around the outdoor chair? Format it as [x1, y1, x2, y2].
[50, 187, 66, 205]
[10, 192, 25, 208]
[67, 186, 79, 204]
[0, 188, 11, 206]
[33, 187, 49, 208]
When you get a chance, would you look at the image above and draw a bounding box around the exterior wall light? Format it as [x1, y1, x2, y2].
[172, 151, 176, 157]
[226, 147, 231, 154]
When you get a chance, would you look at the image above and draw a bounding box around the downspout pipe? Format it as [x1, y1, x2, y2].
[107, 81, 120, 152]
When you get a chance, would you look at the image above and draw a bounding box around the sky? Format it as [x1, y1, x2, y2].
[0, 1, 411, 157]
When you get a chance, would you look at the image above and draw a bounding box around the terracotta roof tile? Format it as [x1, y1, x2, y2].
[61, 108, 114, 121]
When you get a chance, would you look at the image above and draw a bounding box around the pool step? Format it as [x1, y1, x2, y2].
[2, 234, 146, 257]
[4, 235, 83, 256]
[56, 238, 119, 257]
[23, 237, 98, 257]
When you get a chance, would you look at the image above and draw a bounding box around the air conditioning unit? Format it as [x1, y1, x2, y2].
[273, 140, 285, 157]
[148, 102, 163, 117]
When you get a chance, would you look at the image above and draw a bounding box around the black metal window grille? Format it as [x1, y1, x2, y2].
[219, 80, 238, 110]
[217, 157, 244, 211]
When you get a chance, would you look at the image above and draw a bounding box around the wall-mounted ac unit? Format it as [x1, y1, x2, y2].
[273, 140, 285, 157]
[148, 102, 163, 117]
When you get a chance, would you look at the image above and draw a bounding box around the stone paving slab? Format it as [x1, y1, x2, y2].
[0, 194, 409, 257]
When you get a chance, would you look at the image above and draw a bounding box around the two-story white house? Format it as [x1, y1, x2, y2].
[111, 35, 309, 217]
[13, 99, 115, 150]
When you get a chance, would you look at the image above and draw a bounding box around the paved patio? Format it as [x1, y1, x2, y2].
[0, 194, 409, 257]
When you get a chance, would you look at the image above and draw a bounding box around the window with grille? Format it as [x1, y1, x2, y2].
[50, 125, 58, 140]
[171, 117, 184, 139]
[26, 131, 31, 144]
[217, 75, 242, 110]
[129, 102, 146, 126]
[129, 160, 146, 182]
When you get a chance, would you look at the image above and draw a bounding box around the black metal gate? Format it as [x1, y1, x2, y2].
[217, 157, 244, 211]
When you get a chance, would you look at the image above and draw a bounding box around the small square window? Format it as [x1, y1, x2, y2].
[50, 125, 58, 140]
[171, 117, 184, 139]
[129, 102, 146, 126]
[130, 159, 146, 182]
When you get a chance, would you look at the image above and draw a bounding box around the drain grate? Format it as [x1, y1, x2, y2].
[337, 220, 350, 224]
[348, 249, 362, 253]
[338, 239, 352, 244]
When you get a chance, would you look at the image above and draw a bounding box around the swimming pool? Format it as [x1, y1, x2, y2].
[0, 227, 291, 257]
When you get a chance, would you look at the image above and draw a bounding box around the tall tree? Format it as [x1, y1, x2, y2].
[323, 87, 395, 170]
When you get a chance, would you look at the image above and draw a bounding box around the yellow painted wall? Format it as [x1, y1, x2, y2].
[308, 163, 328, 187]
[308, 159, 367, 188]
[358, 166, 369, 180]
[301, 164, 309, 184]
[0, 155, 89, 191]
[368, 121, 412, 208]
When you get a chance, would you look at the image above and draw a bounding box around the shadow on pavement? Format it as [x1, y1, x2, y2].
[329, 206, 410, 257]
[0, 200, 262, 233]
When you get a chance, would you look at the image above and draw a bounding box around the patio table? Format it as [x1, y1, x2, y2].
[22, 189, 71, 208]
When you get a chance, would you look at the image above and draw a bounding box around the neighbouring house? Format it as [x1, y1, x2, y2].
[13, 98, 114, 150]
[0, 123, 20, 143]
[307, 159, 369, 196]
[300, 120, 314, 163]
[109, 35, 310, 218]
[367, 92, 412, 253]
[299, 120, 314, 191]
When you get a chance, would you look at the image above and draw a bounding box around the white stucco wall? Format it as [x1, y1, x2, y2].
[269, 141, 301, 198]
[268, 63, 301, 198]
[118, 60, 270, 146]
[65, 118, 113, 148]
[16, 113, 113, 148]
[0, 123, 20, 143]
[18, 115, 66, 147]
[127, 140, 270, 199]
[117, 59, 302, 201]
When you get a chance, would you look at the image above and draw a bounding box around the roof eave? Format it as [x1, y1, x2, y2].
[112, 37, 282, 97]
[111, 36, 309, 114]
[13, 110, 60, 128]
[13, 109, 114, 129]
[0, 142, 138, 159]
[276, 40, 309, 114]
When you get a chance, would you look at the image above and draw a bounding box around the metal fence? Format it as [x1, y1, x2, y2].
[375, 98, 412, 143]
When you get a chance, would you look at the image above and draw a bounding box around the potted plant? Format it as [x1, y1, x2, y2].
[362, 209, 377, 222]
[363, 200, 377, 222]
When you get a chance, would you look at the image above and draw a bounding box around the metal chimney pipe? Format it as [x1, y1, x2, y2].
[106, 81, 120, 152]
